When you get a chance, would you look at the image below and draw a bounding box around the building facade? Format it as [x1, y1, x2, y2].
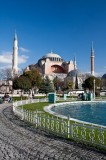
[0, 80, 12, 94]
[25, 51, 76, 80]
[64, 69, 84, 89]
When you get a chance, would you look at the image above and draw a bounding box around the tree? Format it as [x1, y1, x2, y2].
[13, 76, 31, 91]
[23, 69, 42, 90]
[66, 79, 74, 90]
[0, 68, 12, 80]
[75, 74, 78, 89]
[39, 76, 54, 94]
[53, 76, 64, 91]
[13, 69, 42, 96]
[82, 76, 101, 91]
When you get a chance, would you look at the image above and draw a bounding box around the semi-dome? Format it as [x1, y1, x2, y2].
[102, 73, 106, 79]
[42, 52, 61, 59]
[68, 69, 82, 77]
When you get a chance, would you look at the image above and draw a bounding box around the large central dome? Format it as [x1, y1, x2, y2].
[42, 52, 61, 59]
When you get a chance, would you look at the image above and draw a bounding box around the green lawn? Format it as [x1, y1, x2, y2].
[20, 102, 51, 111]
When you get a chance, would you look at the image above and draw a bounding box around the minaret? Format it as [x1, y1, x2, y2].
[12, 31, 18, 77]
[74, 56, 77, 70]
[90, 42, 95, 76]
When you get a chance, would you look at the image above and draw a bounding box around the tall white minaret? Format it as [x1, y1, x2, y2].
[90, 42, 95, 76]
[12, 31, 18, 77]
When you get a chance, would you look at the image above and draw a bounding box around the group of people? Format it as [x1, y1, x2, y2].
[0, 93, 12, 103]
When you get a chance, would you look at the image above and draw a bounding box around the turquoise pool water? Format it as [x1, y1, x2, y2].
[51, 102, 106, 126]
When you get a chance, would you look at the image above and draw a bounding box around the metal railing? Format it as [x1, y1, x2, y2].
[13, 99, 106, 149]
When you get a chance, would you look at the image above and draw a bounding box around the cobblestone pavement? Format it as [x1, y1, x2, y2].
[0, 104, 106, 160]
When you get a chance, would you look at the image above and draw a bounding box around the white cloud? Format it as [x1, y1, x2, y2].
[19, 47, 29, 53]
[84, 71, 103, 77]
[94, 72, 103, 77]
[0, 51, 29, 66]
[0, 51, 12, 64]
[18, 55, 29, 64]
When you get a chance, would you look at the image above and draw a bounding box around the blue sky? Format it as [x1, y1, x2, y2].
[0, 0, 106, 76]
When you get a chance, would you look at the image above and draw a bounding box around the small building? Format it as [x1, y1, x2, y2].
[0, 80, 12, 94]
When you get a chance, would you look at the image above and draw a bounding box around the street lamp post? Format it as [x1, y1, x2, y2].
[93, 79, 95, 100]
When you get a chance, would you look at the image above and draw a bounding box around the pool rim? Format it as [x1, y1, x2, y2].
[44, 100, 106, 128]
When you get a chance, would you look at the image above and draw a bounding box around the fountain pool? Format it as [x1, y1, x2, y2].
[48, 101, 106, 126]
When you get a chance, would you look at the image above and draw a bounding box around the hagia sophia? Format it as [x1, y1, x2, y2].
[25, 51, 76, 79]
[24, 41, 95, 89]
[0, 32, 106, 93]
[11, 32, 105, 89]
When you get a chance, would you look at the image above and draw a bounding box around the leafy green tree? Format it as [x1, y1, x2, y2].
[82, 76, 101, 91]
[23, 69, 42, 89]
[13, 77, 20, 90]
[13, 69, 42, 95]
[39, 76, 54, 94]
[13, 76, 31, 91]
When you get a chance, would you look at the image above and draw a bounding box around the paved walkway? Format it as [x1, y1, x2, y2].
[0, 103, 106, 160]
